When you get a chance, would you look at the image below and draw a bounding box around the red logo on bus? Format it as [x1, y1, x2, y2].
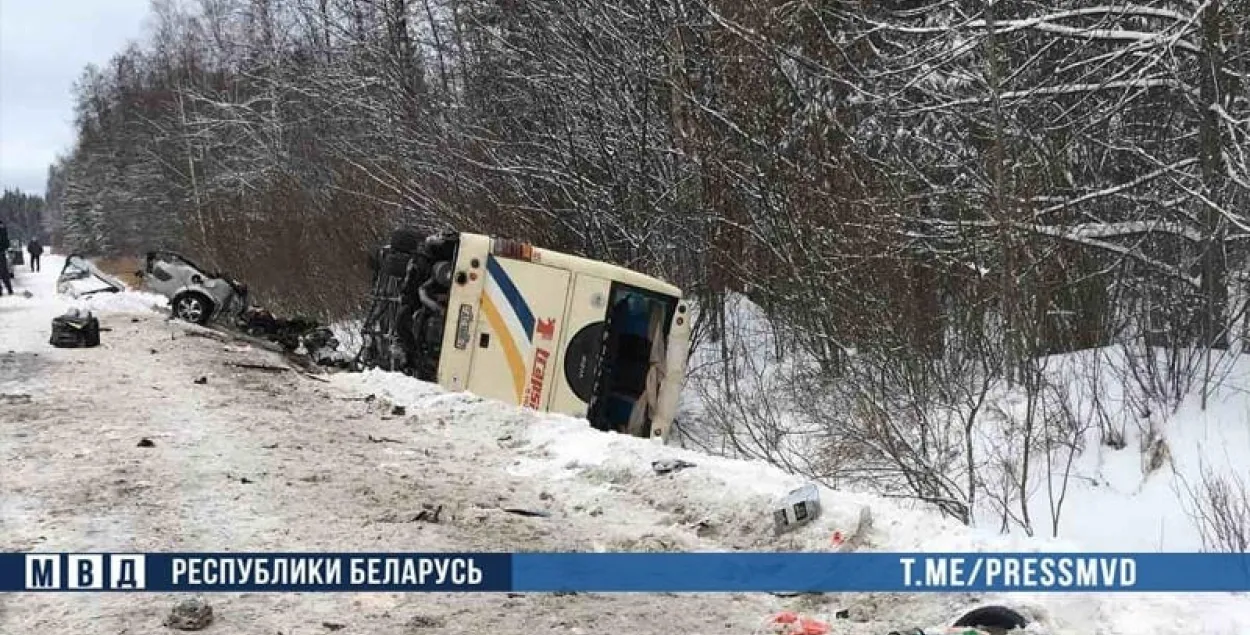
[535, 318, 556, 340]
[526, 348, 551, 409]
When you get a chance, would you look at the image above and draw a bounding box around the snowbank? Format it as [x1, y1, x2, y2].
[678, 293, 1250, 553]
[339, 366, 1250, 635]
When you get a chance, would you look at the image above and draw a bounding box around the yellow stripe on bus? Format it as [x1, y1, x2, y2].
[480, 294, 527, 404]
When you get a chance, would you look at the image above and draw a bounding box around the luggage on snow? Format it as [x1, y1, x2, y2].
[49, 310, 101, 348]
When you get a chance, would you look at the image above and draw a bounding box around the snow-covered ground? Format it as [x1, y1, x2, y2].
[2, 256, 1249, 634]
[682, 294, 1250, 553]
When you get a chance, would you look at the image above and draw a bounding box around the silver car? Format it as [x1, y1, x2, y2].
[137, 251, 249, 325]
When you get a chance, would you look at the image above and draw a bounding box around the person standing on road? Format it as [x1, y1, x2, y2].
[27, 238, 43, 272]
[0, 220, 13, 295]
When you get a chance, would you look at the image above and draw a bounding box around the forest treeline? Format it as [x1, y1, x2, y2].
[0, 189, 45, 245]
[43, 0, 1250, 538]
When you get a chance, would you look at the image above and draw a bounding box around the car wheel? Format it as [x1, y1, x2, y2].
[952, 605, 1028, 634]
[172, 292, 214, 325]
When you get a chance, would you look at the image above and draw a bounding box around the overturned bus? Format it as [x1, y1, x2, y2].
[359, 230, 691, 441]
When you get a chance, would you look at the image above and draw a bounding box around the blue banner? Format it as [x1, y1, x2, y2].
[2, 552, 1248, 592]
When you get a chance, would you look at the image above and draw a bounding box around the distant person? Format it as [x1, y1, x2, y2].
[0, 220, 12, 295]
[27, 238, 43, 271]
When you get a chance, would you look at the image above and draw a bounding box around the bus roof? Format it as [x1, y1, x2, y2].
[466, 233, 682, 298]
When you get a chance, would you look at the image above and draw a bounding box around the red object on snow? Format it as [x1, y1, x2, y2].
[768, 612, 829, 635]
[796, 618, 829, 635]
[772, 611, 799, 624]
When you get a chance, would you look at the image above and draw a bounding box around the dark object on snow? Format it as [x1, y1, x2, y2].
[165, 597, 214, 631]
[405, 614, 448, 629]
[503, 507, 551, 518]
[413, 504, 443, 523]
[49, 310, 101, 348]
[227, 361, 289, 372]
[193, 376, 207, 384]
[952, 605, 1028, 634]
[391, 405, 406, 416]
[240, 310, 353, 369]
[651, 458, 696, 475]
[322, 622, 346, 631]
[242, 307, 320, 351]
[137, 438, 155, 448]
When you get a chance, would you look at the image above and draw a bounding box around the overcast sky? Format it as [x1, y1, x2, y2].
[0, 0, 153, 196]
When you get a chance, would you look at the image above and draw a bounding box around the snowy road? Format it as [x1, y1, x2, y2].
[0, 257, 789, 634]
[2, 256, 1249, 634]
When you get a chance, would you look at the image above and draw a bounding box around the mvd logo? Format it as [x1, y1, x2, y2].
[24, 554, 146, 590]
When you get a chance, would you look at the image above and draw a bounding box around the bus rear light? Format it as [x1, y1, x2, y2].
[492, 239, 534, 261]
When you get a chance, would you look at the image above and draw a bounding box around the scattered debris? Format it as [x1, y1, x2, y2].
[767, 611, 829, 635]
[502, 507, 551, 518]
[193, 377, 207, 385]
[651, 458, 696, 475]
[164, 598, 214, 631]
[773, 483, 821, 536]
[413, 504, 443, 523]
[137, 438, 155, 448]
[833, 506, 875, 552]
[405, 614, 447, 630]
[226, 362, 289, 373]
[367, 435, 403, 444]
[241, 310, 354, 369]
[321, 622, 346, 631]
[688, 518, 714, 537]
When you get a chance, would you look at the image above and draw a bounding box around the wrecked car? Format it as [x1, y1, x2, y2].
[133, 251, 351, 367]
[56, 254, 126, 297]
[136, 251, 249, 325]
[240, 307, 354, 368]
[358, 229, 692, 441]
